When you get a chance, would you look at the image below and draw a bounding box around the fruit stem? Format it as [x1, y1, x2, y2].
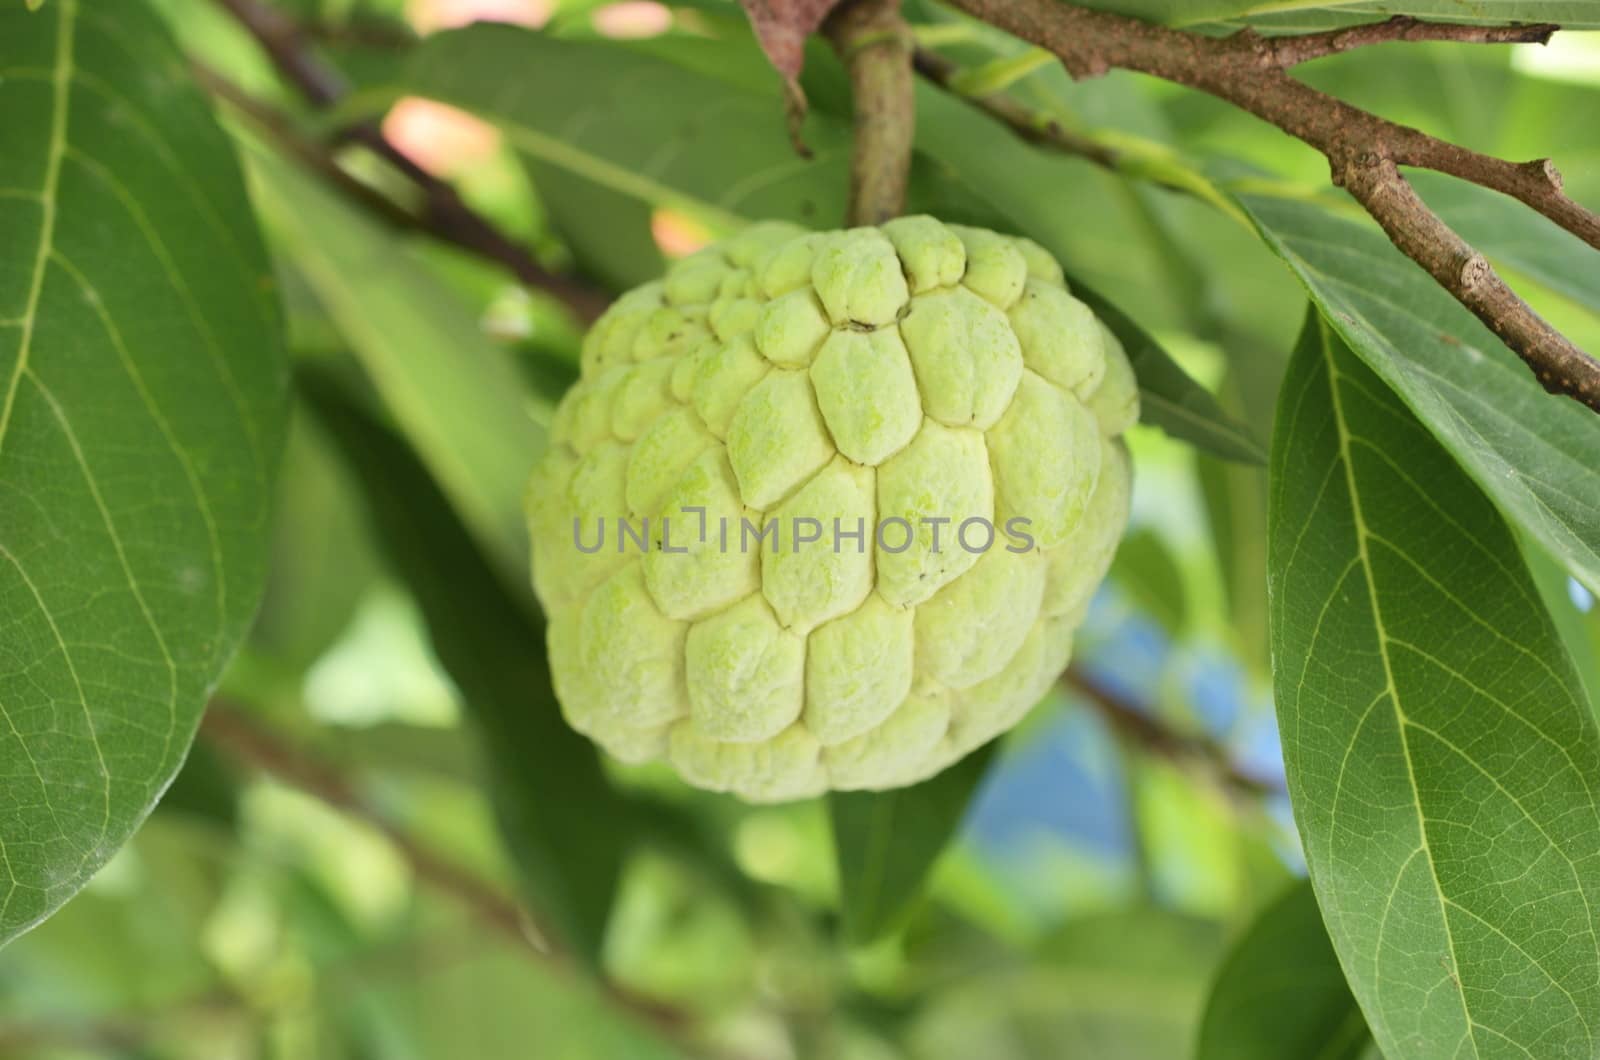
[825, 0, 915, 226]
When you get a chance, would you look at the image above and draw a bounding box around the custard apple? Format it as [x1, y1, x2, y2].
[528, 216, 1136, 802]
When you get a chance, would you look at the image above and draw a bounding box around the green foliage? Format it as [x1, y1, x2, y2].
[301, 373, 630, 964]
[1109, 528, 1189, 632]
[0, 0, 286, 947]
[1067, 274, 1265, 464]
[830, 745, 995, 944]
[1197, 881, 1370, 1059]
[908, 906, 1226, 1057]
[248, 145, 540, 578]
[400, 25, 1252, 462]
[1269, 312, 1600, 1059]
[1242, 192, 1600, 593]
[2, 0, 1600, 1055]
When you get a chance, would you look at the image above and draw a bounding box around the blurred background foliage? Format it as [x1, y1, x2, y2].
[1, 0, 1596, 1057]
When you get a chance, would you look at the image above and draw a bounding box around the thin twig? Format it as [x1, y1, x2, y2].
[912, 46, 1205, 202]
[1062, 668, 1285, 799]
[824, 0, 916, 225]
[1236, 15, 1557, 67]
[945, 0, 1600, 410]
[212, 0, 610, 322]
[0, 993, 239, 1055]
[214, 0, 343, 105]
[202, 703, 546, 947]
[300, 16, 417, 50]
[912, 47, 1120, 168]
[193, 62, 422, 232]
[199, 704, 715, 1051]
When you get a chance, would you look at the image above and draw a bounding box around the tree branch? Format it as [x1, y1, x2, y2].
[824, 0, 915, 225]
[202, 703, 549, 947]
[211, 0, 610, 323]
[912, 47, 1120, 168]
[913, 45, 1209, 202]
[193, 62, 422, 232]
[1062, 668, 1285, 799]
[943, 0, 1600, 411]
[199, 703, 715, 1050]
[1236, 15, 1557, 67]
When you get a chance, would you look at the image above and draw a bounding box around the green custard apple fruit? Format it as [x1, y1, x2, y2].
[528, 216, 1136, 801]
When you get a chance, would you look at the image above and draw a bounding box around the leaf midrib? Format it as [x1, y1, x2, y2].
[1318, 315, 1482, 1060]
[0, 0, 94, 934]
[0, 0, 73, 455]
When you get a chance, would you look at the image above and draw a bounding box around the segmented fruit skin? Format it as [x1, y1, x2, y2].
[528, 216, 1135, 801]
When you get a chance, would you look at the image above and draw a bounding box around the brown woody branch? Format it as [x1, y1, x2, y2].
[824, 0, 915, 225]
[212, 0, 610, 323]
[1237, 14, 1556, 66]
[945, 0, 1600, 410]
[1062, 668, 1284, 799]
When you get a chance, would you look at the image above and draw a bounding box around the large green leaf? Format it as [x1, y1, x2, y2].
[246, 146, 539, 579]
[0, 0, 287, 946]
[1197, 881, 1371, 1060]
[829, 745, 994, 944]
[1238, 191, 1600, 595]
[1268, 310, 1600, 1059]
[301, 373, 629, 966]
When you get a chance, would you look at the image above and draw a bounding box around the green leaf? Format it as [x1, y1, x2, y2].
[829, 745, 994, 944]
[301, 372, 629, 966]
[1198, 449, 1273, 672]
[1110, 528, 1189, 631]
[1268, 310, 1600, 1059]
[1524, 541, 1600, 721]
[246, 145, 540, 580]
[0, 0, 287, 946]
[250, 409, 379, 672]
[1237, 190, 1600, 595]
[1197, 881, 1371, 1060]
[911, 908, 1225, 1059]
[1068, 274, 1266, 465]
[405, 25, 850, 231]
[531, 161, 662, 292]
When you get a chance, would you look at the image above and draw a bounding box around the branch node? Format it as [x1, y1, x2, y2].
[1525, 157, 1564, 192]
[1458, 252, 1493, 291]
[1064, 54, 1110, 79]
